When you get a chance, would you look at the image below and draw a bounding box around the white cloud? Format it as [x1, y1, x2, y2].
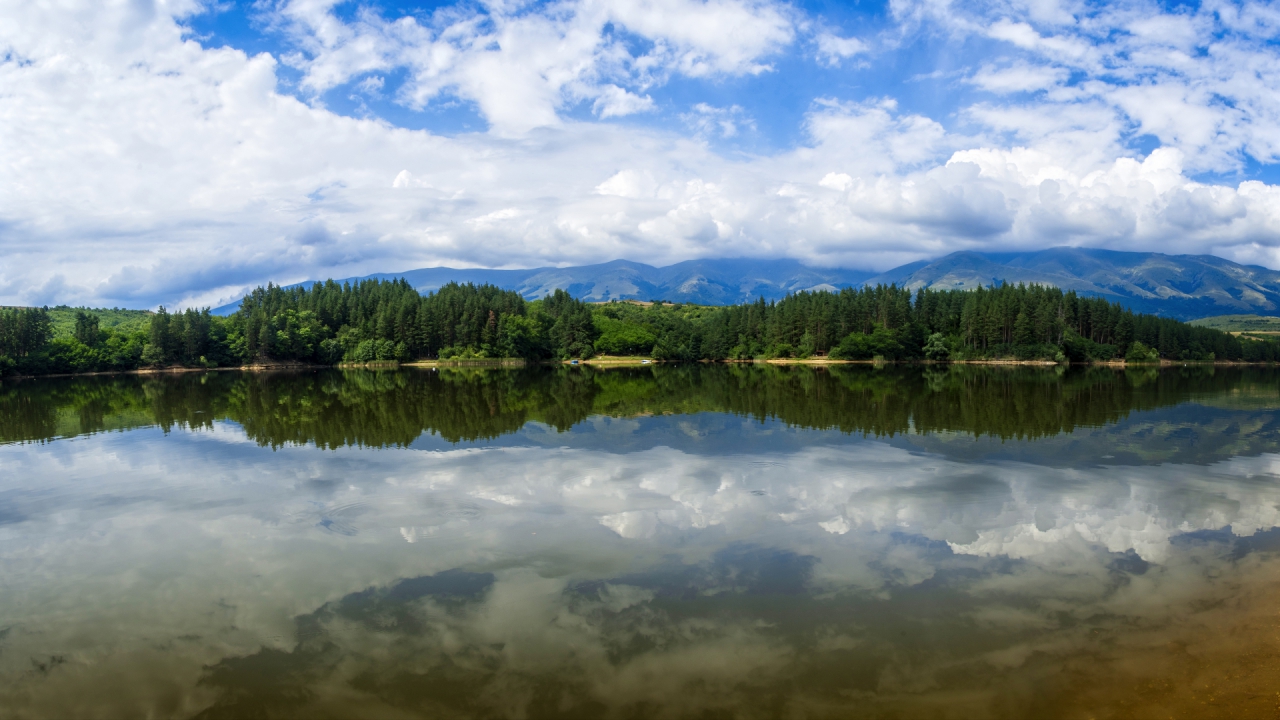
[819, 172, 854, 192]
[911, 0, 1280, 174]
[969, 62, 1069, 94]
[815, 32, 866, 67]
[681, 102, 755, 138]
[592, 84, 655, 119]
[8, 0, 1280, 306]
[595, 170, 660, 199]
[6, 421, 1280, 714]
[273, 0, 794, 135]
[355, 74, 385, 95]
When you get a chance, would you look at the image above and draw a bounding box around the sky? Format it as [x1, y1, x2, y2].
[9, 0, 1280, 308]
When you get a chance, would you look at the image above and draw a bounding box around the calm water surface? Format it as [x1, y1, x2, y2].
[4, 365, 1280, 719]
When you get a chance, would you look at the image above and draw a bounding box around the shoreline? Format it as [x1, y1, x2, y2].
[4, 357, 1277, 381]
[401, 359, 526, 368]
[0, 362, 325, 381]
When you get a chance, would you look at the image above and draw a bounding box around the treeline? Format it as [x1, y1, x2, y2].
[0, 307, 53, 373]
[689, 283, 1280, 363]
[233, 280, 597, 363]
[577, 283, 1280, 363]
[0, 305, 236, 376]
[4, 279, 1280, 376]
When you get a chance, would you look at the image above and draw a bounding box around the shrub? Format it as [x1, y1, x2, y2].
[348, 338, 401, 362]
[594, 321, 657, 355]
[140, 343, 166, 366]
[831, 326, 903, 360]
[923, 333, 949, 361]
[1126, 341, 1160, 364]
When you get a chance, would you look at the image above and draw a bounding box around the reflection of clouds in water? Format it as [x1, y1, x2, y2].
[4, 429, 1280, 581]
[6, 429, 1280, 561]
[2, 428, 1280, 715]
[393, 442, 1280, 564]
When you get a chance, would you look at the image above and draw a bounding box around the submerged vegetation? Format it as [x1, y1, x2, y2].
[5, 279, 1280, 376]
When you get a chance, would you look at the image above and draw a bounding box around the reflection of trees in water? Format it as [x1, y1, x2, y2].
[2, 365, 1278, 448]
[229, 368, 602, 448]
[0, 373, 227, 444]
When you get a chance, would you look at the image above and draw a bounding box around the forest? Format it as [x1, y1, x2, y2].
[3, 278, 1280, 376]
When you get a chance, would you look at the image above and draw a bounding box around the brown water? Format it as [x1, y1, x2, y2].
[2, 364, 1280, 719]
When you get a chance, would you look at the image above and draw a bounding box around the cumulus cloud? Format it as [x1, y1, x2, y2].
[968, 62, 1069, 94]
[7, 0, 1280, 307]
[274, 0, 794, 135]
[814, 31, 866, 67]
[919, 0, 1280, 174]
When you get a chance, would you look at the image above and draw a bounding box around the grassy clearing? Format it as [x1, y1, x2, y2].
[1189, 314, 1280, 332]
[47, 306, 152, 338]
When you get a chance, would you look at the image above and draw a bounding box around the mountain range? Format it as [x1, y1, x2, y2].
[214, 248, 1280, 321]
[214, 259, 875, 314]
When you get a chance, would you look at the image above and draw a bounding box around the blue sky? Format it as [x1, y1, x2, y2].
[7, 0, 1280, 308]
[179, 1, 1059, 153]
[187, 0, 909, 150]
[180, 0, 1280, 181]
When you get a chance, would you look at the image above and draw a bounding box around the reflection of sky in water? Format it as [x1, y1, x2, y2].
[4, 407, 1280, 718]
[411, 401, 1280, 470]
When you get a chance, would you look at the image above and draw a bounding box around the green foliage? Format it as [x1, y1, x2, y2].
[7, 277, 1280, 378]
[73, 312, 100, 346]
[345, 338, 397, 362]
[830, 326, 904, 360]
[0, 307, 53, 360]
[496, 314, 542, 359]
[1189, 314, 1280, 332]
[923, 332, 949, 360]
[1126, 341, 1160, 364]
[235, 279, 536, 362]
[47, 306, 152, 339]
[593, 315, 657, 355]
[140, 343, 165, 366]
[542, 289, 598, 358]
[146, 307, 231, 367]
[0, 304, 222, 375]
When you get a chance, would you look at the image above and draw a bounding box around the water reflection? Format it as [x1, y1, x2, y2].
[2, 366, 1280, 718]
[4, 364, 1280, 449]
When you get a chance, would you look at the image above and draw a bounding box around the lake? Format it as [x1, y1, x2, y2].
[3, 364, 1280, 719]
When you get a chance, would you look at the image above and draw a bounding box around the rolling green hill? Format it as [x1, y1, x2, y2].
[1188, 315, 1280, 332]
[47, 306, 152, 339]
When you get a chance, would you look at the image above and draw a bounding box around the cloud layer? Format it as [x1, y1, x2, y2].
[8, 1, 1280, 307]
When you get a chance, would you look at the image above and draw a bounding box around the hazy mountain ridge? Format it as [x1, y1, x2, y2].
[213, 248, 1280, 321]
[214, 259, 876, 314]
[397, 258, 878, 305]
[866, 248, 1280, 319]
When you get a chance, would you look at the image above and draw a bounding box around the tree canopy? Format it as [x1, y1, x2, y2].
[3, 278, 1280, 377]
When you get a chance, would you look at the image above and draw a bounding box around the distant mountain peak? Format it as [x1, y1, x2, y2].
[213, 258, 877, 315]
[214, 248, 1280, 321]
[869, 246, 1280, 319]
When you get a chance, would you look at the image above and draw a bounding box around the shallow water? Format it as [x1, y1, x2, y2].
[3, 364, 1280, 719]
